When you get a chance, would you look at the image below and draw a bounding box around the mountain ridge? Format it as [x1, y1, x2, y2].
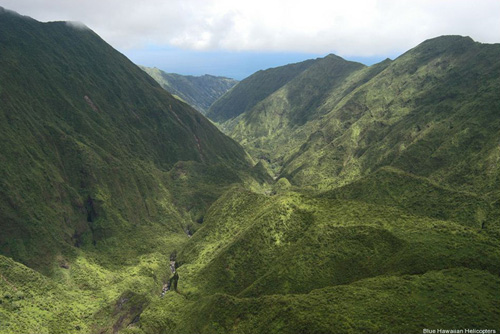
[0, 8, 261, 272]
[1, 7, 499, 333]
[140, 66, 238, 114]
[209, 35, 500, 197]
[207, 58, 318, 122]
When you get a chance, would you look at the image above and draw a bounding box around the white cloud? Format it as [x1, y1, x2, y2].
[65, 21, 89, 30]
[2, 0, 500, 56]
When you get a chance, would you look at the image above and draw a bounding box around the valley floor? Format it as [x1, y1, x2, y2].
[1, 179, 499, 334]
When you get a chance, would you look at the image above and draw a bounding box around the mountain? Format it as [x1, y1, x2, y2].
[211, 54, 374, 171]
[0, 7, 258, 268]
[209, 36, 500, 200]
[164, 36, 499, 333]
[0, 7, 268, 333]
[142, 34, 500, 327]
[280, 36, 500, 194]
[207, 58, 318, 123]
[139, 66, 238, 114]
[138, 185, 500, 333]
[1, 7, 499, 333]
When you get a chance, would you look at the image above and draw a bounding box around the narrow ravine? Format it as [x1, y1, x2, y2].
[161, 252, 178, 297]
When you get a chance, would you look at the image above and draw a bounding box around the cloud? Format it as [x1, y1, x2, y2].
[65, 21, 89, 30]
[3, 0, 500, 56]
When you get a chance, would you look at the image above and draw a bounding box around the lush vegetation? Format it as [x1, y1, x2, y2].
[137, 187, 500, 333]
[140, 67, 238, 114]
[211, 37, 500, 197]
[1, 7, 499, 333]
[0, 7, 266, 333]
[207, 58, 317, 123]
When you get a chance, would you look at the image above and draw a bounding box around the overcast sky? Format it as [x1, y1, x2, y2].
[3, 0, 500, 79]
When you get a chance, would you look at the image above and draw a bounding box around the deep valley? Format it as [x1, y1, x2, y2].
[0, 7, 499, 334]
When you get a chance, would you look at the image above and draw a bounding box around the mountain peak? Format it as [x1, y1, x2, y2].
[0, 6, 30, 19]
[407, 35, 477, 58]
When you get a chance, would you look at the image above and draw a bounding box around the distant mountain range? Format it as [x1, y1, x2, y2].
[140, 66, 238, 114]
[1, 6, 499, 334]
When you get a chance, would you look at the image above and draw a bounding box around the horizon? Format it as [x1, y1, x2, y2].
[128, 47, 396, 80]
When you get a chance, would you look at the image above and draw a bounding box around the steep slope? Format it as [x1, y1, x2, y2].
[0, 7, 269, 333]
[2, 7, 499, 333]
[130, 36, 500, 334]
[0, 1, 264, 287]
[207, 58, 318, 123]
[224, 55, 375, 170]
[282, 36, 500, 195]
[210, 36, 500, 198]
[142, 38, 500, 333]
[139, 66, 238, 114]
[319, 166, 491, 228]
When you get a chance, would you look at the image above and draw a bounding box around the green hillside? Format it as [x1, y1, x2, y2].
[0, 8, 266, 333]
[138, 187, 500, 333]
[207, 58, 318, 123]
[210, 36, 500, 199]
[1, 6, 499, 334]
[139, 67, 238, 114]
[0, 7, 259, 269]
[282, 36, 500, 195]
[224, 55, 375, 172]
[186, 36, 499, 333]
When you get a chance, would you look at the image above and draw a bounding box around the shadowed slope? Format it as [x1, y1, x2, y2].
[140, 67, 238, 114]
[0, 7, 256, 272]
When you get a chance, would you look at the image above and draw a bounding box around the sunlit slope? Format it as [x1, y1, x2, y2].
[139, 185, 500, 333]
[226, 55, 373, 169]
[281, 36, 500, 194]
[207, 58, 318, 123]
[1, 7, 499, 333]
[211, 36, 500, 196]
[319, 166, 491, 228]
[169, 268, 499, 334]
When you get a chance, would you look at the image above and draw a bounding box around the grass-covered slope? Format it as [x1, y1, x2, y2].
[319, 166, 491, 228]
[178, 189, 499, 297]
[207, 58, 318, 123]
[225, 55, 373, 170]
[211, 36, 500, 195]
[281, 36, 500, 195]
[0, 249, 173, 334]
[139, 67, 238, 114]
[2, 7, 499, 333]
[0, 7, 268, 333]
[169, 268, 499, 334]
[137, 38, 500, 334]
[137, 185, 500, 333]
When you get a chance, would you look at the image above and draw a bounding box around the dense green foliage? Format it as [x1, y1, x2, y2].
[1, 7, 499, 333]
[140, 67, 238, 114]
[137, 188, 500, 333]
[212, 37, 500, 197]
[193, 35, 499, 334]
[0, 8, 265, 333]
[282, 37, 500, 196]
[207, 58, 317, 123]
